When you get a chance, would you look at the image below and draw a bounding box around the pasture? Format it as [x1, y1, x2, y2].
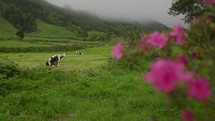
[0, 16, 186, 121]
[1, 0, 214, 119]
[0, 32, 190, 121]
[0, 46, 112, 70]
[0, 45, 183, 121]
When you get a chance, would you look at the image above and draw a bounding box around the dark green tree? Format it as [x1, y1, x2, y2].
[16, 30, 24, 40]
[168, 0, 205, 23]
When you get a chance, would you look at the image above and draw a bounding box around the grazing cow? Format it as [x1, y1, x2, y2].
[76, 51, 83, 55]
[46, 53, 66, 67]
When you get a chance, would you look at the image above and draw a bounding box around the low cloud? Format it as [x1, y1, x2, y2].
[46, 0, 186, 27]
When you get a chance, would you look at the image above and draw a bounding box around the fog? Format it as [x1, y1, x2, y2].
[46, 0, 186, 27]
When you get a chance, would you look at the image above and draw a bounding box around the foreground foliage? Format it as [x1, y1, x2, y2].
[112, 1, 215, 120]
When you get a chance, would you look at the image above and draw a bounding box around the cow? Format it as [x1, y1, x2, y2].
[76, 51, 83, 55]
[46, 53, 66, 67]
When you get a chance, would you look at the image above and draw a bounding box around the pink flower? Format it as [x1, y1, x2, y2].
[176, 36, 185, 45]
[192, 52, 197, 58]
[139, 39, 151, 50]
[182, 111, 194, 121]
[190, 17, 198, 26]
[170, 24, 185, 45]
[178, 55, 188, 66]
[112, 43, 123, 59]
[143, 59, 194, 93]
[204, 0, 215, 4]
[188, 77, 212, 101]
[146, 32, 169, 49]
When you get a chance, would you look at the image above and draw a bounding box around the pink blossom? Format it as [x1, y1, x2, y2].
[139, 39, 150, 50]
[204, 0, 215, 4]
[170, 24, 185, 45]
[190, 17, 198, 26]
[170, 24, 183, 36]
[188, 77, 212, 101]
[178, 55, 188, 66]
[143, 59, 194, 93]
[176, 36, 185, 45]
[112, 43, 123, 59]
[182, 111, 194, 121]
[146, 32, 169, 49]
[192, 52, 197, 58]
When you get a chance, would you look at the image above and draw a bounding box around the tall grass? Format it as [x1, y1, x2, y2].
[0, 52, 183, 121]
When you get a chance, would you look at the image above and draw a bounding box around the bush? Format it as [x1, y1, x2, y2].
[0, 57, 21, 78]
[16, 31, 24, 40]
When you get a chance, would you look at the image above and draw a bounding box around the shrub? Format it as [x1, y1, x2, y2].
[0, 57, 21, 78]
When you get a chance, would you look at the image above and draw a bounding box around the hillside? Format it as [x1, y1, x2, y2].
[34, 19, 76, 38]
[0, 0, 168, 40]
[0, 17, 17, 39]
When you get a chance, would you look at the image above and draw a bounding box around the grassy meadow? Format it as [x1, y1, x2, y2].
[0, 49, 182, 121]
[0, 17, 186, 121]
[0, 46, 112, 70]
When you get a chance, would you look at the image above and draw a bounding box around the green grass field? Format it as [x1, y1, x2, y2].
[0, 46, 112, 69]
[0, 17, 189, 121]
[0, 40, 50, 47]
[88, 31, 106, 36]
[0, 45, 183, 121]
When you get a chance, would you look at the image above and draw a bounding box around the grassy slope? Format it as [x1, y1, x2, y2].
[34, 19, 76, 38]
[0, 17, 17, 39]
[0, 19, 108, 49]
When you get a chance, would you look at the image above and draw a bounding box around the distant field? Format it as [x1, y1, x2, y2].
[88, 31, 106, 36]
[0, 46, 112, 69]
[25, 38, 108, 47]
[0, 40, 50, 47]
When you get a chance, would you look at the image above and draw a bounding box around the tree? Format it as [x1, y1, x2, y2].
[168, 0, 205, 23]
[16, 30, 24, 40]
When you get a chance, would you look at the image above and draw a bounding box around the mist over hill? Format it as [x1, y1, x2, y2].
[0, 0, 168, 40]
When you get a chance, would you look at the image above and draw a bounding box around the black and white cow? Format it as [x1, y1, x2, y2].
[76, 51, 83, 55]
[46, 53, 66, 67]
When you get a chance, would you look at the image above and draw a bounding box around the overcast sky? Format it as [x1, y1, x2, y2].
[46, 0, 185, 27]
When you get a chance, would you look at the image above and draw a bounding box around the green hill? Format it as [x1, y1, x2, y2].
[0, 17, 17, 39]
[0, 0, 168, 41]
[34, 19, 76, 38]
